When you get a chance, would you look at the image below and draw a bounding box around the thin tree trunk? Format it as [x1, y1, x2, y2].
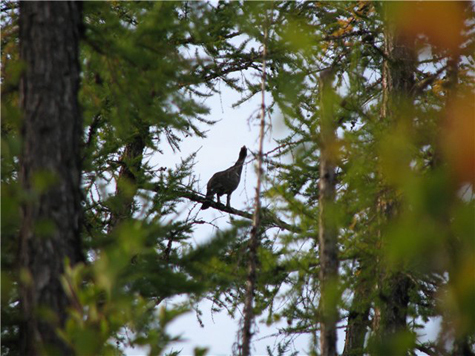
[108, 132, 147, 232]
[240, 20, 269, 356]
[318, 69, 339, 356]
[19, 2, 83, 355]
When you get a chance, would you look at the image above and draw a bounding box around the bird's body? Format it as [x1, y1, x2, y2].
[201, 146, 247, 210]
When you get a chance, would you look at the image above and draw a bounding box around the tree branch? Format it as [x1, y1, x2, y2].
[154, 185, 300, 233]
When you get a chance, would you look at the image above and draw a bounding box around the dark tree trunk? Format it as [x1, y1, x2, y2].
[343, 266, 370, 356]
[19, 2, 83, 355]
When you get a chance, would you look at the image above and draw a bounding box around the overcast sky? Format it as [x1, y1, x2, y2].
[122, 11, 442, 353]
[128, 71, 441, 356]
[113, 65, 316, 355]
[151, 73, 309, 355]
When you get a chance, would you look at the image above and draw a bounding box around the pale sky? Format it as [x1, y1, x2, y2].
[150, 74, 310, 355]
[137, 72, 442, 356]
[122, 13, 443, 352]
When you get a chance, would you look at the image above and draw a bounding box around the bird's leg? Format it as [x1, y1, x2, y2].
[217, 195, 222, 205]
[226, 193, 231, 207]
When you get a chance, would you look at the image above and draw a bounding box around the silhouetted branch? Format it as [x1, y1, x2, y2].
[155, 185, 300, 233]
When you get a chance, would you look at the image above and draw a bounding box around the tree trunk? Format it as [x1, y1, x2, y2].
[240, 21, 268, 356]
[373, 7, 416, 350]
[343, 266, 370, 356]
[19, 2, 83, 355]
[108, 133, 147, 232]
[441, 54, 475, 356]
[318, 70, 339, 356]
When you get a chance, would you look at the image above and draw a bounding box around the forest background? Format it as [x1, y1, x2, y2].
[2, 1, 474, 356]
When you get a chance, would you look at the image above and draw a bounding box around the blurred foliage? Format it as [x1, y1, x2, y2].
[2, 1, 474, 355]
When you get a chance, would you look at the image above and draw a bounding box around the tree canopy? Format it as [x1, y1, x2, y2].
[2, 1, 474, 355]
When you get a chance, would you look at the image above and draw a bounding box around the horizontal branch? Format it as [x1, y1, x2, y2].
[415, 344, 444, 356]
[152, 184, 300, 233]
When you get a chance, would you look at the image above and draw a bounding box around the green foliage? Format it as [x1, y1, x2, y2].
[2, 1, 475, 355]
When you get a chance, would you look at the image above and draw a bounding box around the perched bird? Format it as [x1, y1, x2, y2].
[201, 146, 247, 210]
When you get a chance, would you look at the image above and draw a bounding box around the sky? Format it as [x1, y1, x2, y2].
[122, 62, 443, 356]
[118, 9, 311, 352]
[115, 63, 314, 354]
[122, 15, 444, 354]
[148, 73, 310, 355]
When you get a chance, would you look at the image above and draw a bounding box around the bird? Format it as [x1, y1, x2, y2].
[201, 146, 247, 210]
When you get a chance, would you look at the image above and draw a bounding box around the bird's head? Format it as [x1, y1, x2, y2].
[239, 146, 247, 160]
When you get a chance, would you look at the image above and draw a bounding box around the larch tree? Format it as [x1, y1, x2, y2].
[2, 1, 474, 356]
[235, 2, 474, 355]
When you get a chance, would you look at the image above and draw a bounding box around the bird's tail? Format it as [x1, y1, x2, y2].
[201, 191, 213, 210]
